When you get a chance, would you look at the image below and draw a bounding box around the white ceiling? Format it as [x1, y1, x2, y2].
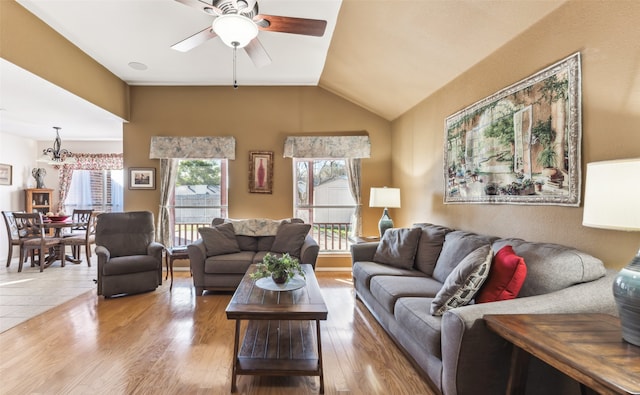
[0, 0, 566, 141]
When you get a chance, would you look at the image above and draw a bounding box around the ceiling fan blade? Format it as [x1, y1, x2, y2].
[175, 0, 222, 16]
[255, 14, 327, 37]
[171, 27, 218, 52]
[244, 37, 272, 68]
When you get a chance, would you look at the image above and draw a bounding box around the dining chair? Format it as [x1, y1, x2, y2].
[13, 212, 64, 272]
[65, 209, 94, 237]
[62, 211, 98, 265]
[2, 211, 31, 268]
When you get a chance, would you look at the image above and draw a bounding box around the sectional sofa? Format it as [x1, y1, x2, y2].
[188, 217, 319, 294]
[350, 223, 617, 395]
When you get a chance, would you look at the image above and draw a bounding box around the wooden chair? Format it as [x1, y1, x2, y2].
[13, 212, 64, 272]
[2, 211, 29, 268]
[65, 209, 93, 237]
[62, 211, 98, 265]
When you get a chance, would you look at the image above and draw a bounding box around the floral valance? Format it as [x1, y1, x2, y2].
[60, 153, 123, 170]
[149, 136, 236, 159]
[283, 135, 371, 158]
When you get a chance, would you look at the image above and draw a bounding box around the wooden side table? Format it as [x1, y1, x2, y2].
[165, 247, 188, 290]
[484, 313, 640, 395]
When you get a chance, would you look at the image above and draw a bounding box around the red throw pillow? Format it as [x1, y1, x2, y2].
[476, 245, 527, 303]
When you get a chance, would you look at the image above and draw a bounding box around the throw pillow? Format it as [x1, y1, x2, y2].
[198, 222, 241, 257]
[430, 245, 492, 316]
[476, 245, 527, 303]
[271, 222, 312, 257]
[372, 227, 422, 269]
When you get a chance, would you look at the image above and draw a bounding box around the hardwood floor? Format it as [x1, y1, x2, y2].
[0, 271, 436, 395]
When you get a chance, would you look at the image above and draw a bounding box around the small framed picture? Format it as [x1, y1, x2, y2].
[129, 167, 156, 190]
[0, 163, 12, 186]
[248, 151, 273, 194]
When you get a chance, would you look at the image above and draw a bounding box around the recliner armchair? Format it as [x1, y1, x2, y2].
[95, 211, 164, 297]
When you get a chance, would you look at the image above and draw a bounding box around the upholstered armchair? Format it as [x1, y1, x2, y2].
[95, 211, 164, 297]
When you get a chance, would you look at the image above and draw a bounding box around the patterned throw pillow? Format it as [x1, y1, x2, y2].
[430, 245, 492, 316]
[476, 245, 527, 303]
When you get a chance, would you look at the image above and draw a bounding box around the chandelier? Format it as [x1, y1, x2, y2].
[37, 127, 77, 165]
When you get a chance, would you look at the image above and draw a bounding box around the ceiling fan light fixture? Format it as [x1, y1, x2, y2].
[212, 14, 258, 48]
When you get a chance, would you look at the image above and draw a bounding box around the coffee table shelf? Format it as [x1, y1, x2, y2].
[226, 264, 328, 393]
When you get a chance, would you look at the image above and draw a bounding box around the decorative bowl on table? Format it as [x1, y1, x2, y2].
[46, 215, 70, 222]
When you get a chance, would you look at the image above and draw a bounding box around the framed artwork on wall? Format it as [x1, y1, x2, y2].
[0, 164, 12, 186]
[248, 151, 273, 194]
[444, 52, 582, 206]
[129, 167, 156, 190]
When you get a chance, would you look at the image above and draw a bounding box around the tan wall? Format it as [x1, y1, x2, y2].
[0, 1, 129, 121]
[391, 1, 640, 269]
[124, 85, 392, 268]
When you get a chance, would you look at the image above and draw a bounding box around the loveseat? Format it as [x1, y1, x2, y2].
[188, 218, 319, 295]
[351, 223, 617, 395]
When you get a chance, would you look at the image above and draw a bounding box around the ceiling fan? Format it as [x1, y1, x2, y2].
[171, 0, 328, 68]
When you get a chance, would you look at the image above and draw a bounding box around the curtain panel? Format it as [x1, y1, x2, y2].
[149, 136, 236, 159]
[57, 153, 123, 212]
[283, 135, 371, 158]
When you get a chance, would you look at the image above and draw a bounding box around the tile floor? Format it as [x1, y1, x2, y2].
[0, 253, 97, 333]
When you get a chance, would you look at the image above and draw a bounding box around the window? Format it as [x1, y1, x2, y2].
[64, 169, 123, 213]
[171, 159, 228, 246]
[294, 159, 356, 252]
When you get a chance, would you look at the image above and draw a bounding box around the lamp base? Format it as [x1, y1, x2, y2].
[378, 208, 393, 238]
[613, 248, 640, 347]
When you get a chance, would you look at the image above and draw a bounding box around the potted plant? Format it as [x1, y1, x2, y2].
[250, 252, 306, 284]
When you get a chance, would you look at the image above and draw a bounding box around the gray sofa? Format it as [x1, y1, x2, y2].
[351, 223, 617, 395]
[188, 218, 319, 295]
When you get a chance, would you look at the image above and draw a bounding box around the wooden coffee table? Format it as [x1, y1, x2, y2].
[484, 314, 640, 395]
[225, 264, 328, 393]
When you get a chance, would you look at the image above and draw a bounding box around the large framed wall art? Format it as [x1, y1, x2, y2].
[444, 52, 582, 206]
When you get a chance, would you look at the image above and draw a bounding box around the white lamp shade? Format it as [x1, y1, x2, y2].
[583, 158, 640, 231]
[370, 187, 401, 208]
[212, 14, 258, 48]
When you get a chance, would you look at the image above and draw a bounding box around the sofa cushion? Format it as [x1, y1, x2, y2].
[257, 236, 275, 251]
[433, 231, 498, 283]
[394, 297, 442, 359]
[493, 238, 607, 297]
[102, 255, 160, 276]
[199, 223, 241, 257]
[271, 223, 311, 257]
[204, 251, 255, 274]
[373, 227, 422, 269]
[412, 223, 453, 276]
[236, 235, 258, 251]
[370, 275, 444, 315]
[353, 261, 427, 289]
[430, 245, 492, 316]
[476, 245, 527, 303]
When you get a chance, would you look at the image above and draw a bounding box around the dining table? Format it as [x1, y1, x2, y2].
[40, 220, 84, 267]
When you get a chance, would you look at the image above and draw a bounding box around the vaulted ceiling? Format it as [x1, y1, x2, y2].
[0, 0, 566, 140]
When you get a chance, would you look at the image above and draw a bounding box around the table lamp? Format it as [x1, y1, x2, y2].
[369, 187, 401, 237]
[582, 158, 640, 346]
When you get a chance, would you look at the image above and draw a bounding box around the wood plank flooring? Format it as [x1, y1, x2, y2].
[0, 271, 436, 395]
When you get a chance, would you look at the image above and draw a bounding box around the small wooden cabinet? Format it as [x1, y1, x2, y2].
[25, 188, 54, 215]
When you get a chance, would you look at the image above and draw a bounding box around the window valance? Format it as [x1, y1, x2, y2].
[149, 136, 236, 159]
[283, 135, 371, 158]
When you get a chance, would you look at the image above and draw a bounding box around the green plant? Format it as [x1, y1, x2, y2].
[250, 253, 305, 283]
[537, 146, 558, 168]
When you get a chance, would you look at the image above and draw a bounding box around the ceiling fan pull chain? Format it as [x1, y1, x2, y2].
[233, 42, 239, 89]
